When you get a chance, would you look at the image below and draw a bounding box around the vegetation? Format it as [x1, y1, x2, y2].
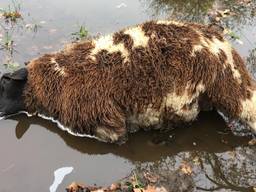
[72, 25, 88, 40]
[0, 0, 22, 23]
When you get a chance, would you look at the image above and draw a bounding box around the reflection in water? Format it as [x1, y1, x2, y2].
[11, 111, 255, 190]
[13, 111, 250, 162]
[143, 0, 256, 28]
[142, 0, 215, 22]
[137, 147, 256, 191]
[247, 48, 256, 78]
[0, 0, 256, 191]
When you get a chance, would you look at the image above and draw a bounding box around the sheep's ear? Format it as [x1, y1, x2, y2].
[3, 68, 28, 81]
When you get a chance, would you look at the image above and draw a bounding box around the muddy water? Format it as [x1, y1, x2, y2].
[0, 0, 255, 191]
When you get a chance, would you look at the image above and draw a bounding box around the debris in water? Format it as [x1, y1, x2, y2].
[143, 172, 159, 183]
[49, 167, 73, 192]
[116, 3, 127, 9]
[248, 138, 256, 146]
[180, 163, 192, 175]
[0, 1, 22, 23]
[2, 11, 21, 22]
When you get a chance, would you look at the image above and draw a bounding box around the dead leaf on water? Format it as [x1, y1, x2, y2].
[248, 138, 256, 146]
[143, 172, 159, 183]
[217, 9, 231, 18]
[193, 156, 200, 165]
[134, 188, 143, 192]
[180, 163, 193, 175]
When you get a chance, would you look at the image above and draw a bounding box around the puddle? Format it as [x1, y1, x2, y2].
[0, 0, 255, 191]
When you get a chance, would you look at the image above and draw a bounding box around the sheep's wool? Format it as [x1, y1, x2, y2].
[23, 20, 256, 143]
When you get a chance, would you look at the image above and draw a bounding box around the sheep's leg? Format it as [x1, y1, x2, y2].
[208, 70, 256, 134]
[239, 90, 256, 134]
[91, 99, 128, 144]
[95, 125, 127, 144]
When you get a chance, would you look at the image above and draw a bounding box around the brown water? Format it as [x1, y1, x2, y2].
[0, 0, 255, 191]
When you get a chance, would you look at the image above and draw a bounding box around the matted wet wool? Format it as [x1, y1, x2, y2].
[22, 20, 256, 143]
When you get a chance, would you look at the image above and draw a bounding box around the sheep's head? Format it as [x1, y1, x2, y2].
[0, 68, 28, 118]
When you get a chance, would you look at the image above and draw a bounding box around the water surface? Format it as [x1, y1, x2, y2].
[0, 0, 255, 191]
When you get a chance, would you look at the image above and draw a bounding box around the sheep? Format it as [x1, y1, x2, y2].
[0, 20, 255, 144]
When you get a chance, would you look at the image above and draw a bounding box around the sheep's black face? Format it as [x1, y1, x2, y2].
[0, 68, 28, 118]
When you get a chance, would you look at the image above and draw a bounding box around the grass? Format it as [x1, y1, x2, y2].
[0, 0, 22, 23]
[71, 25, 88, 40]
[125, 171, 145, 192]
[1, 31, 14, 52]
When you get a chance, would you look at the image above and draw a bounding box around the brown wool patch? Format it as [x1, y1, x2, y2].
[113, 31, 134, 50]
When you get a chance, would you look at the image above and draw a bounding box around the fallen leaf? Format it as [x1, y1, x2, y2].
[217, 9, 231, 18]
[110, 183, 120, 190]
[143, 172, 159, 183]
[180, 163, 193, 175]
[248, 138, 256, 146]
[155, 186, 168, 192]
[66, 182, 85, 192]
[145, 185, 156, 192]
[193, 156, 200, 165]
[134, 188, 144, 192]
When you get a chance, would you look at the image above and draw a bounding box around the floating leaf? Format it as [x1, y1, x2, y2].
[248, 138, 256, 146]
[180, 163, 193, 175]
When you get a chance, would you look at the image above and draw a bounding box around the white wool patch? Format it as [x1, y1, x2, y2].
[50, 58, 66, 76]
[165, 83, 205, 121]
[95, 127, 119, 142]
[90, 34, 129, 62]
[124, 26, 149, 48]
[137, 105, 161, 127]
[240, 90, 256, 133]
[180, 102, 200, 121]
[129, 83, 205, 126]
[156, 20, 184, 26]
[128, 107, 161, 127]
[192, 33, 241, 83]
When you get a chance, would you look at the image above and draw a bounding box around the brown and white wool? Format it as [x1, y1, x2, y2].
[21, 20, 256, 143]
